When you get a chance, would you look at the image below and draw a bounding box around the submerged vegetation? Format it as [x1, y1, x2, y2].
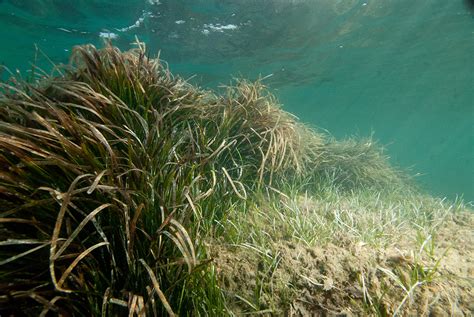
[0, 43, 472, 316]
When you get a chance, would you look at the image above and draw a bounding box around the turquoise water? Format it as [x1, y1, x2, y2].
[1, 0, 473, 201]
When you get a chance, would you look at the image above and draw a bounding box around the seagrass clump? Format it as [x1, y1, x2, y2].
[0, 43, 405, 315]
[0, 42, 308, 315]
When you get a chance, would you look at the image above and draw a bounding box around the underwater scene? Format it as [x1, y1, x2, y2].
[0, 0, 473, 315]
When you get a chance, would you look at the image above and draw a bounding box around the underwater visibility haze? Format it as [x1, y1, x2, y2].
[0, 0, 473, 200]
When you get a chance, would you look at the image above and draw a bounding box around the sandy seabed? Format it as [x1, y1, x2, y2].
[212, 211, 473, 316]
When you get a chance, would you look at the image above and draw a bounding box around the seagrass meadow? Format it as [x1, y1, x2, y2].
[0, 43, 472, 316]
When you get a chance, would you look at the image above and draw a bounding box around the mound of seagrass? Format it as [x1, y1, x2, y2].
[0, 43, 406, 315]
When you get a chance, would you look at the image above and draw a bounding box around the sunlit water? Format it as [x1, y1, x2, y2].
[1, 0, 473, 201]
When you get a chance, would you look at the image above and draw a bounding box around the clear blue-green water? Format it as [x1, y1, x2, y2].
[1, 0, 473, 201]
